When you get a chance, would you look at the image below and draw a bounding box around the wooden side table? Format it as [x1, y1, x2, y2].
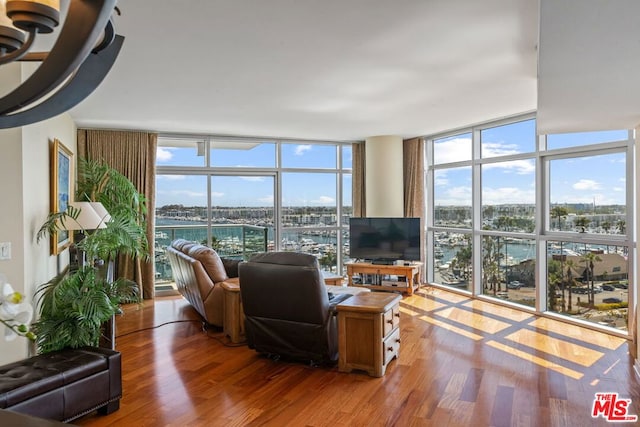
[337, 292, 402, 377]
[221, 281, 245, 343]
[322, 272, 344, 286]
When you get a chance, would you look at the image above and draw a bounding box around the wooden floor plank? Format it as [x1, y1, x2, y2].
[73, 290, 640, 427]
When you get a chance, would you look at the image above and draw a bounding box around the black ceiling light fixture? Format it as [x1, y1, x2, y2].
[0, 0, 123, 128]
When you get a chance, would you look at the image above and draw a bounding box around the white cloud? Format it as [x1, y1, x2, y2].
[481, 142, 521, 157]
[482, 187, 535, 205]
[157, 175, 186, 181]
[211, 191, 224, 198]
[156, 147, 174, 162]
[573, 179, 601, 191]
[294, 145, 312, 156]
[434, 138, 472, 163]
[240, 176, 265, 182]
[258, 195, 274, 203]
[435, 186, 472, 205]
[157, 189, 205, 198]
[483, 159, 535, 175]
[313, 196, 335, 204]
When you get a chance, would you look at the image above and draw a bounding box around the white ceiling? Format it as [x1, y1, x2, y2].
[69, 0, 640, 142]
[537, 0, 640, 135]
[67, 0, 539, 141]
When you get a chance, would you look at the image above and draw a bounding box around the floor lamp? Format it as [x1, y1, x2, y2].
[62, 201, 109, 272]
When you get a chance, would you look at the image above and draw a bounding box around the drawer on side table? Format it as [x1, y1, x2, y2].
[337, 292, 402, 377]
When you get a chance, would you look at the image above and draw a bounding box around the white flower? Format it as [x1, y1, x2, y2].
[0, 282, 35, 341]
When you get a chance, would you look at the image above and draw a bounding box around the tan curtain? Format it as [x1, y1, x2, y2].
[403, 137, 424, 217]
[352, 142, 366, 217]
[77, 129, 157, 299]
[404, 137, 425, 281]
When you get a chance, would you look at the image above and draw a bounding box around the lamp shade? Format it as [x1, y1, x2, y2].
[64, 201, 107, 231]
[89, 201, 111, 224]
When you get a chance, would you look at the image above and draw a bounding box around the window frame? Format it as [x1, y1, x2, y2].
[425, 114, 634, 337]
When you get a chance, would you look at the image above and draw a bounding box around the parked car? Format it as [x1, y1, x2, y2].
[601, 284, 615, 291]
[507, 281, 521, 290]
[603, 298, 622, 304]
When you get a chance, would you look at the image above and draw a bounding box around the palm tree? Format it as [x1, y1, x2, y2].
[574, 216, 590, 233]
[455, 245, 472, 281]
[548, 259, 563, 311]
[482, 234, 503, 293]
[486, 261, 501, 296]
[551, 206, 568, 231]
[580, 252, 602, 307]
[565, 259, 577, 312]
[617, 219, 626, 234]
[600, 221, 612, 253]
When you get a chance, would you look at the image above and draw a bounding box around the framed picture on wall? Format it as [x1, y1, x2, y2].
[50, 139, 74, 255]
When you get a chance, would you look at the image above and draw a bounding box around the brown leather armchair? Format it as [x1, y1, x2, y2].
[166, 239, 240, 326]
[239, 252, 352, 364]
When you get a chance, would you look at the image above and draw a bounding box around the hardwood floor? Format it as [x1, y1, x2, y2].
[75, 287, 640, 427]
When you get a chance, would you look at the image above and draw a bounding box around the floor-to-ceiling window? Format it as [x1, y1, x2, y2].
[154, 136, 352, 292]
[426, 115, 633, 334]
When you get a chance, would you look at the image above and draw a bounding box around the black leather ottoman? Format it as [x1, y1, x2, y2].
[0, 347, 121, 423]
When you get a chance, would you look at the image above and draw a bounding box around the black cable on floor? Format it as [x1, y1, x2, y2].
[115, 319, 247, 347]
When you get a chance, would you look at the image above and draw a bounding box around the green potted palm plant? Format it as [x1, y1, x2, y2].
[34, 159, 149, 353]
[33, 267, 139, 353]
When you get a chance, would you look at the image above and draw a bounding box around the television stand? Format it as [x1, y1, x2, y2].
[346, 262, 422, 295]
[371, 259, 395, 265]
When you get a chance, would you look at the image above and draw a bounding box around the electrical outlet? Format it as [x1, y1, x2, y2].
[0, 242, 11, 260]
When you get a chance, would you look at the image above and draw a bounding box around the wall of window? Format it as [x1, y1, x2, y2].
[426, 116, 633, 335]
[154, 136, 353, 291]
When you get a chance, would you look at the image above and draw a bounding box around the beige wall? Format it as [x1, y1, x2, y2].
[636, 127, 640, 367]
[0, 64, 76, 364]
[364, 135, 404, 217]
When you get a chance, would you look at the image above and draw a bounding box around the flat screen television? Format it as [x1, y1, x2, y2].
[349, 217, 421, 264]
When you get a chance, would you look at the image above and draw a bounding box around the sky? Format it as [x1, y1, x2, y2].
[433, 122, 628, 207]
[155, 142, 353, 207]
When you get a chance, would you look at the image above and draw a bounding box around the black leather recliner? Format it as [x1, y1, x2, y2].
[239, 252, 351, 364]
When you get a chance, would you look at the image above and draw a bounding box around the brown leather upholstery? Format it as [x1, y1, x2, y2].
[239, 252, 352, 364]
[0, 347, 121, 423]
[166, 239, 240, 326]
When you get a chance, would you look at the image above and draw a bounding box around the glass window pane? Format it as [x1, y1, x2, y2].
[547, 130, 629, 150]
[434, 232, 472, 292]
[342, 174, 352, 223]
[482, 160, 536, 232]
[210, 140, 276, 168]
[155, 174, 208, 288]
[282, 143, 337, 169]
[549, 152, 626, 234]
[546, 240, 628, 331]
[481, 119, 536, 158]
[282, 173, 336, 227]
[433, 133, 472, 164]
[281, 229, 338, 273]
[482, 236, 536, 308]
[157, 138, 205, 167]
[342, 145, 353, 170]
[210, 175, 273, 258]
[434, 167, 472, 228]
